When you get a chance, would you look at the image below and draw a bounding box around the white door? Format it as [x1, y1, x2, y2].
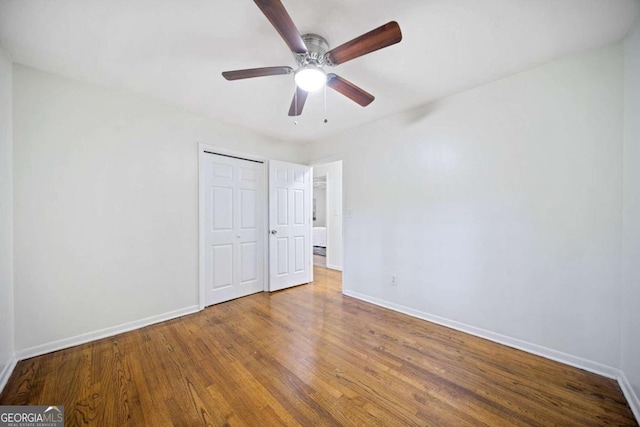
[269, 160, 312, 291]
[204, 153, 264, 306]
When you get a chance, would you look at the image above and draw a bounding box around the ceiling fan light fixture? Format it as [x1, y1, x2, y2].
[294, 65, 326, 92]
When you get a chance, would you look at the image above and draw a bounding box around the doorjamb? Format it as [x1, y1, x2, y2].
[198, 142, 269, 310]
[309, 157, 345, 274]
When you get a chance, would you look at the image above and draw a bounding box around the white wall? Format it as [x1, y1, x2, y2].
[0, 44, 15, 386]
[622, 17, 640, 414]
[12, 65, 302, 355]
[313, 185, 327, 227]
[313, 161, 343, 270]
[304, 45, 623, 368]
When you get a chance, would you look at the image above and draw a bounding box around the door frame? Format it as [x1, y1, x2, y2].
[198, 143, 269, 310]
[310, 157, 344, 272]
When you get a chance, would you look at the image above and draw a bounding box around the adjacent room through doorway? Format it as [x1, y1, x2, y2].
[312, 174, 327, 267]
[312, 161, 343, 272]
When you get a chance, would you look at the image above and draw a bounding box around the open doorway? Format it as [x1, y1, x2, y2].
[312, 161, 343, 271]
[313, 175, 327, 267]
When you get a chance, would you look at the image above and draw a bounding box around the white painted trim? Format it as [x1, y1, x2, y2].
[262, 162, 270, 292]
[15, 305, 199, 360]
[198, 144, 206, 310]
[326, 264, 343, 271]
[0, 354, 18, 393]
[198, 143, 270, 311]
[312, 160, 344, 273]
[265, 160, 273, 291]
[342, 289, 621, 379]
[619, 371, 640, 422]
[308, 165, 314, 284]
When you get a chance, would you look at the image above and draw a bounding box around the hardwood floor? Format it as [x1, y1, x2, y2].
[313, 253, 326, 267]
[1, 266, 637, 426]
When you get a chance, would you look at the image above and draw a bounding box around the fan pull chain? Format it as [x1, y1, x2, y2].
[290, 81, 330, 125]
[324, 83, 328, 124]
[293, 81, 298, 125]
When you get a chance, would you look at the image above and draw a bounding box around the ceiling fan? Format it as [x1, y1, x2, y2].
[222, 0, 403, 117]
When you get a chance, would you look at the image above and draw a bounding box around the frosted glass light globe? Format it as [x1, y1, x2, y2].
[294, 65, 326, 92]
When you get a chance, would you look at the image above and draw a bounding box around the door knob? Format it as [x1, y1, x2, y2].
[271, 230, 277, 235]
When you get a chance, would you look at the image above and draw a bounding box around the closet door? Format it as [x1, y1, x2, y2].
[204, 153, 264, 306]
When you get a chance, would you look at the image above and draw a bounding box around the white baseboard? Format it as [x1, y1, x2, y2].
[619, 371, 640, 422]
[0, 354, 18, 393]
[342, 290, 620, 379]
[16, 305, 200, 360]
[326, 263, 343, 271]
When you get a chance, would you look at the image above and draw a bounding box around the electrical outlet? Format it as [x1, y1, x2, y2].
[391, 275, 398, 286]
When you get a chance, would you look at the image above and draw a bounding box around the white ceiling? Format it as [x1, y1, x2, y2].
[1, 0, 638, 143]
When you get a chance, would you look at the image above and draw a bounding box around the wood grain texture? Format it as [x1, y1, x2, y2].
[326, 21, 402, 66]
[1, 266, 637, 426]
[253, 0, 307, 54]
[222, 66, 293, 81]
[327, 74, 374, 107]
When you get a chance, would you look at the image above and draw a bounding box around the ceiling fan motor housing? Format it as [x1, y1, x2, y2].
[297, 34, 330, 67]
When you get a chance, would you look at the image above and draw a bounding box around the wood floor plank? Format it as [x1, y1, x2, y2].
[1, 265, 637, 426]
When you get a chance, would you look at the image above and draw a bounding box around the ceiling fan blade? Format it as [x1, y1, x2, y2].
[222, 66, 293, 80]
[327, 74, 374, 107]
[288, 86, 308, 116]
[254, 0, 308, 54]
[326, 21, 402, 66]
